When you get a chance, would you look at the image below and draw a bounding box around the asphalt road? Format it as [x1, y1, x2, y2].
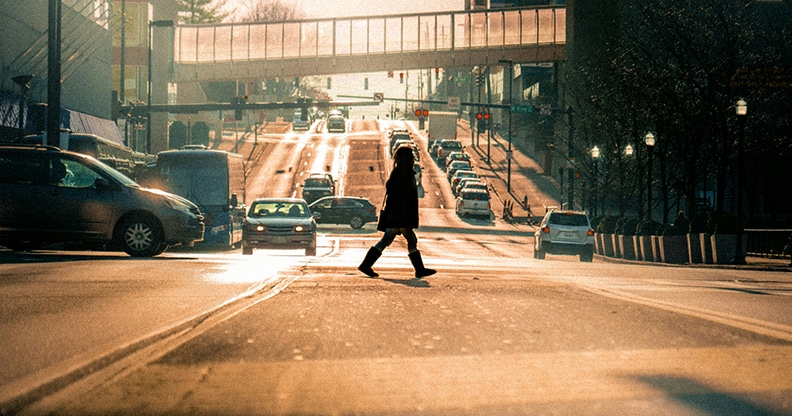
[2, 120, 791, 416]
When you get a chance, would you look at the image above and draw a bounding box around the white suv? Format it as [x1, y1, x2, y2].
[534, 210, 594, 262]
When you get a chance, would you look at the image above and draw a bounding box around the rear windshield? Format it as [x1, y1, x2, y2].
[463, 192, 489, 201]
[304, 178, 331, 187]
[548, 213, 589, 226]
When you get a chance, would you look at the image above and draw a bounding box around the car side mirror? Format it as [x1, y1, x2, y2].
[313, 211, 322, 220]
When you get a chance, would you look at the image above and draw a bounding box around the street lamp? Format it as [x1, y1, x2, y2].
[644, 132, 656, 221]
[12, 75, 34, 141]
[147, 19, 174, 154]
[732, 99, 748, 265]
[499, 59, 514, 193]
[591, 145, 600, 216]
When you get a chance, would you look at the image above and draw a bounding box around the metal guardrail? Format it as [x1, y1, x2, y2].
[746, 229, 792, 258]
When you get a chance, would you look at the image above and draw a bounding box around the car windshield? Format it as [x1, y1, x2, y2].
[548, 213, 589, 226]
[250, 201, 310, 218]
[304, 178, 330, 187]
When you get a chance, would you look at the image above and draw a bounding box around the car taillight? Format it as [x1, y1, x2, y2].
[542, 226, 550, 233]
[587, 229, 595, 236]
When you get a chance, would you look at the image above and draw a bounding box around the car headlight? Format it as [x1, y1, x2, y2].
[294, 224, 307, 232]
[246, 223, 266, 232]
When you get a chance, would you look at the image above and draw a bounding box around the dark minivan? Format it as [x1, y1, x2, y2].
[0, 145, 205, 256]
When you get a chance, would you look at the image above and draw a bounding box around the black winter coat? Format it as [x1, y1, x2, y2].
[379, 166, 419, 230]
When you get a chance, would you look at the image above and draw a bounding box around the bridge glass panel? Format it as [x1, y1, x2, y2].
[555, 8, 566, 43]
[419, 15, 435, 50]
[249, 24, 266, 59]
[385, 17, 402, 53]
[504, 10, 520, 45]
[301, 21, 318, 57]
[368, 19, 385, 54]
[177, 26, 197, 62]
[316, 21, 334, 57]
[469, 13, 487, 48]
[197, 27, 214, 62]
[335, 20, 351, 55]
[436, 15, 452, 50]
[284, 23, 300, 58]
[216, 26, 232, 61]
[232, 25, 250, 61]
[489, 12, 504, 47]
[350, 19, 368, 55]
[455, 15, 470, 49]
[401, 17, 419, 52]
[537, 9, 555, 44]
[266, 24, 282, 59]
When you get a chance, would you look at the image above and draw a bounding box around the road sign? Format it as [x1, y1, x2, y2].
[511, 105, 534, 113]
[540, 104, 552, 115]
[373, 92, 384, 102]
[447, 97, 461, 111]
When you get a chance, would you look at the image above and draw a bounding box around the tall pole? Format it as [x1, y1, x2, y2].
[47, 0, 61, 147]
[120, 0, 126, 104]
[146, 21, 153, 154]
[645, 132, 656, 221]
[499, 59, 513, 193]
[732, 99, 748, 265]
[567, 106, 574, 210]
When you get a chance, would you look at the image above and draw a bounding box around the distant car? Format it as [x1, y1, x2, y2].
[391, 139, 415, 156]
[428, 139, 442, 156]
[450, 170, 477, 190]
[413, 162, 423, 186]
[292, 111, 310, 131]
[534, 210, 595, 262]
[447, 160, 472, 181]
[458, 180, 489, 195]
[309, 196, 378, 229]
[445, 151, 471, 170]
[0, 144, 205, 257]
[436, 139, 463, 163]
[327, 115, 345, 133]
[242, 198, 318, 256]
[389, 131, 412, 148]
[454, 177, 481, 196]
[455, 189, 492, 219]
[301, 172, 336, 204]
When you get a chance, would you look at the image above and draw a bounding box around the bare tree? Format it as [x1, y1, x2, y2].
[232, 0, 305, 23]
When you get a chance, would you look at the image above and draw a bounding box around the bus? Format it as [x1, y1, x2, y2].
[149, 148, 247, 248]
[23, 132, 152, 180]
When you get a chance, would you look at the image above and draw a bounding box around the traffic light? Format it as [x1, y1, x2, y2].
[400, 72, 404, 84]
[233, 96, 246, 120]
[422, 109, 429, 118]
[415, 109, 421, 118]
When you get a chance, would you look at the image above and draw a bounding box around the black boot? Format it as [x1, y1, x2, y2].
[358, 247, 382, 277]
[409, 251, 436, 278]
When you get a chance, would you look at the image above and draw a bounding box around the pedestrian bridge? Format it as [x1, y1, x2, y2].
[172, 5, 566, 82]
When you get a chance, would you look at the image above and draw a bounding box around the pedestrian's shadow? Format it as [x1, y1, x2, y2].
[382, 278, 430, 288]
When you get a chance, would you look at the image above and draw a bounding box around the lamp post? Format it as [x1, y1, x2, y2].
[644, 132, 656, 221]
[732, 99, 748, 265]
[147, 19, 174, 154]
[12, 75, 33, 141]
[591, 145, 600, 216]
[499, 59, 514, 193]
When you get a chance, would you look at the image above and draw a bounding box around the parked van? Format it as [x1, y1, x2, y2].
[0, 145, 204, 256]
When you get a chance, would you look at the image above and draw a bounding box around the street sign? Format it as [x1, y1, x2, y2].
[448, 97, 461, 111]
[373, 92, 384, 102]
[511, 105, 534, 113]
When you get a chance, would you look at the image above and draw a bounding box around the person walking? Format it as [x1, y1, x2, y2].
[358, 145, 437, 279]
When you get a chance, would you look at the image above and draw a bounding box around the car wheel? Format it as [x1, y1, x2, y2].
[305, 242, 317, 256]
[349, 215, 364, 229]
[580, 250, 594, 262]
[535, 247, 546, 260]
[116, 214, 164, 257]
[242, 242, 253, 255]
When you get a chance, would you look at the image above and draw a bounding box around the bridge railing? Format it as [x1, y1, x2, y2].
[174, 6, 565, 64]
